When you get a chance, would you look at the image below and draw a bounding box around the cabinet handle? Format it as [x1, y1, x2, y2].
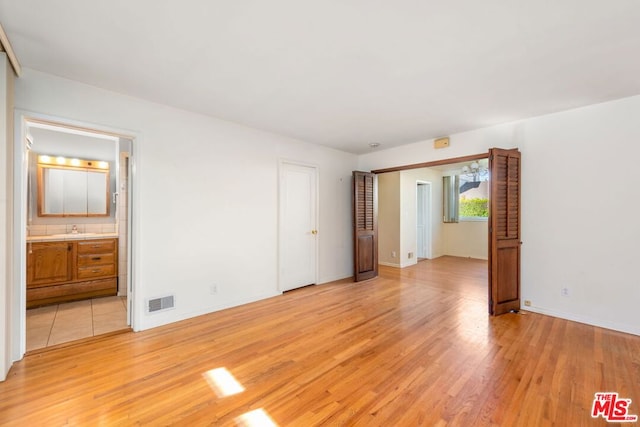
[92, 269, 100, 273]
[92, 257, 102, 261]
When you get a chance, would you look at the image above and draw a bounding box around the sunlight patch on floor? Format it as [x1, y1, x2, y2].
[203, 367, 245, 398]
[235, 408, 278, 427]
[456, 299, 490, 346]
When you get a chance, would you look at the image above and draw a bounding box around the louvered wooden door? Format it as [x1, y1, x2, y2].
[353, 171, 378, 281]
[488, 148, 521, 315]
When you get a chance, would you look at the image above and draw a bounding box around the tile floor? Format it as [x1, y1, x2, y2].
[26, 296, 129, 352]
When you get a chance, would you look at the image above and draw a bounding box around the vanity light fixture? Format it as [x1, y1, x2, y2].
[38, 155, 110, 171]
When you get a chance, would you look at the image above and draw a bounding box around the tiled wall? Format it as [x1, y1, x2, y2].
[27, 223, 117, 236]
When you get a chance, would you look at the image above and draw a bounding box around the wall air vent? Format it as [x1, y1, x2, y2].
[147, 295, 175, 313]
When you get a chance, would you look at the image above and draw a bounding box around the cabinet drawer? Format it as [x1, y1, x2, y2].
[77, 239, 116, 255]
[78, 253, 116, 267]
[77, 264, 116, 279]
[27, 278, 117, 308]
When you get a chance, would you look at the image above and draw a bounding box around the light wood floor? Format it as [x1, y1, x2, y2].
[1, 256, 638, 426]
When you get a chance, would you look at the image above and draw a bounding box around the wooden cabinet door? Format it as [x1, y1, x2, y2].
[27, 242, 73, 286]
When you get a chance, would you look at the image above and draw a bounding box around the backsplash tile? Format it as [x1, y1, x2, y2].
[84, 224, 102, 233]
[47, 225, 66, 235]
[65, 224, 84, 233]
[27, 223, 118, 236]
[101, 224, 116, 233]
[28, 225, 47, 236]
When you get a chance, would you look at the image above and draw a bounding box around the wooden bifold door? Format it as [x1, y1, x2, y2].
[352, 171, 378, 282]
[488, 148, 522, 315]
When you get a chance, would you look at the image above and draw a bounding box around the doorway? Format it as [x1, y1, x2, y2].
[278, 161, 318, 292]
[13, 113, 137, 356]
[370, 149, 521, 315]
[376, 160, 485, 277]
[416, 181, 431, 260]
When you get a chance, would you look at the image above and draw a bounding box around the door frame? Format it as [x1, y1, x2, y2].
[277, 159, 319, 292]
[416, 181, 432, 260]
[372, 153, 488, 174]
[11, 110, 140, 361]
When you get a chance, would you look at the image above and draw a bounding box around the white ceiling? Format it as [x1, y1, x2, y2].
[1, 1, 639, 154]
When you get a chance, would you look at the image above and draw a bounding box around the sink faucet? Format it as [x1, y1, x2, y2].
[71, 225, 78, 234]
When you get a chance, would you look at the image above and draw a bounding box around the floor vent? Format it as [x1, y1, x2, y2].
[147, 295, 175, 313]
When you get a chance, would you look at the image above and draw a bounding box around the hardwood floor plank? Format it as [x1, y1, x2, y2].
[1, 256, 639, 426]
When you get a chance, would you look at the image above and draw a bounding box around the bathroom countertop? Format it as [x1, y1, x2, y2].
[26, 232, 119, 242]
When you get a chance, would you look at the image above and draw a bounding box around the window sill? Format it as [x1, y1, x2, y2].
[459, 217, 488, 222]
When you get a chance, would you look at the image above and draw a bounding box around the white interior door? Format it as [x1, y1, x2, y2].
[279, 162, 318, 291]
[416, 182, 431, 259]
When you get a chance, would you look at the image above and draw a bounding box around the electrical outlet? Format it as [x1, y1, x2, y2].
[210, 284, 218, 295]
[408, 252, 414, 259]
[561, 287, 569, 297]
[524, 300, 531, 307]
[391, 251, 397, 258]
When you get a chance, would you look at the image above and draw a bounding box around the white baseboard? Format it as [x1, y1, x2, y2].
[379, 261, 420, 269]
[318, 274, 353, 284]
[379, 261, 402, 268]
[524, 305, 640, 336]
[138, 291, 281, 331]
[443, 253, 488, 260]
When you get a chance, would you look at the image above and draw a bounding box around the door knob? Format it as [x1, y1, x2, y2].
[311, 230, 318, 235]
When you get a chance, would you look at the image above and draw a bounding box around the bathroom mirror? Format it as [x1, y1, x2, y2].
[37, 155, 110, 217]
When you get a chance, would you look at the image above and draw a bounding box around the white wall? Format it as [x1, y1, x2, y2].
[399, 168, 444, 265]
[378, 172, 401, 266]
[360, 95, 640, 336]
[443, 221, 488, 260]
[1, 54, 14, 380]
[13, 69, 357, 338]
[379, 168, 446, 267]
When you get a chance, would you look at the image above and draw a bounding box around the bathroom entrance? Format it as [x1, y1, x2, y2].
[18, 117, 135, 352]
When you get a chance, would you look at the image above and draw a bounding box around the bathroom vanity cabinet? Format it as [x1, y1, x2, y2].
[27, 238, 118, 308]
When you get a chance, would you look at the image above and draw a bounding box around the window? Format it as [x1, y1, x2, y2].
[443, 160, 489, 223]
[459, 175, 488, 221]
